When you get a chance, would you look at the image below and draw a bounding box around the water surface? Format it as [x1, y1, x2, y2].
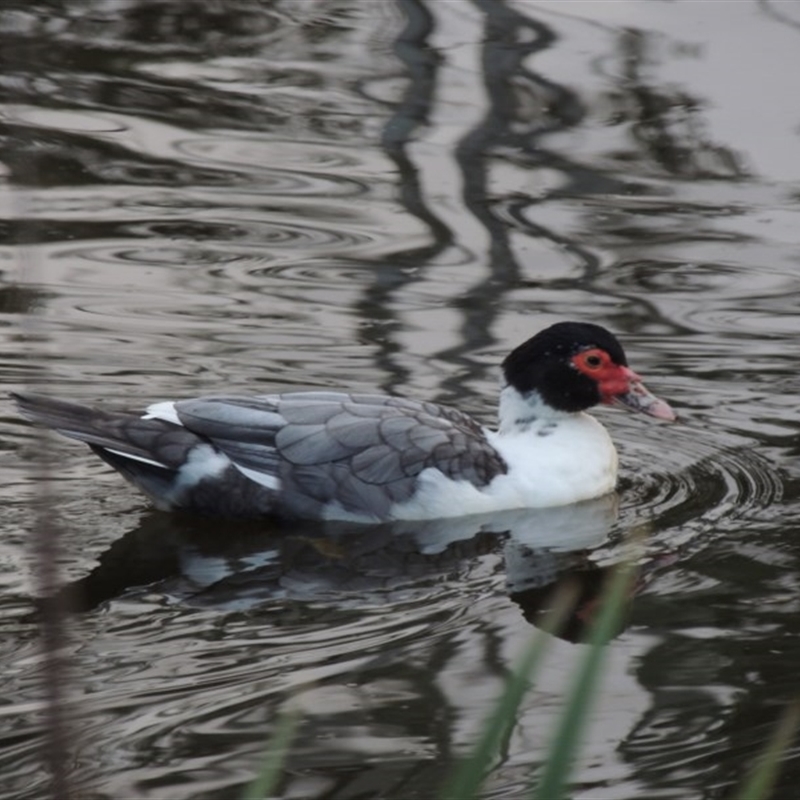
[2, 2, 800, 798]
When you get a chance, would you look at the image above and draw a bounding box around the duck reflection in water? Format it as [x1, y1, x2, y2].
[50, 494, 672, 643]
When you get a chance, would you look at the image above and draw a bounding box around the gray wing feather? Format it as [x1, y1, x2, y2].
[207, 440, 281, 475]
[279, 400, 343, 426]
[351, 445, 403, 485]
[341, 401, 390, 419]
[399, 445, 430, 475]
[175, 396, 283, 443]
[281, 391, 352, 405]
[408, 426, 451, 450]
[325, 412, 383, 449]
[333, 469, 394, 517]
[377, 414, 419, 438]
[290, 463, 339, 502]
[277, 424, 358, 465]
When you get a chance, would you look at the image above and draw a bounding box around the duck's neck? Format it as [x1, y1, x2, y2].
[497, 385, 576, 435]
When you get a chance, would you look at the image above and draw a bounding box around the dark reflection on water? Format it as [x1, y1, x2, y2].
[52, 499, 629, 639]
[3, 0, 800, 798]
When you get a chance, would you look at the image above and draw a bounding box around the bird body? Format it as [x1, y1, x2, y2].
[13, 322, 675, 522]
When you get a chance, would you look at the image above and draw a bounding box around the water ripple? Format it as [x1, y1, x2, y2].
[613, 418, 784, 559]
[174, 136, 385, 196]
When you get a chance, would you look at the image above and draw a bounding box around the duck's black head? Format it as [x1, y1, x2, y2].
[502, 321, 675, 419]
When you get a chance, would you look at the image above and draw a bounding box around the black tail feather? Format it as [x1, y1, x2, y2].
[12, 391, 200, 469]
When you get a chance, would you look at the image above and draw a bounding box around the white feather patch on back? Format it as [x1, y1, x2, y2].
[174, 444, 230, 490]
[142, 400, 182, 426]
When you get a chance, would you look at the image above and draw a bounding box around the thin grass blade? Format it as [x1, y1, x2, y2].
[241, 704, 301, 800]
[733, 700, 800, 800]
[440, 581, 581, 800]
[532, 559, 636, 800]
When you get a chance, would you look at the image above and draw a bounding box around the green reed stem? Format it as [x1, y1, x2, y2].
[241, 704, 301, 800]
[532, 560, 636, 800]
[440, 581, 581, 800]
[733, 700, 800, 800]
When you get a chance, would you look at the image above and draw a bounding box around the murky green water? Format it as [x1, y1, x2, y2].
[3, 2, 800, 798]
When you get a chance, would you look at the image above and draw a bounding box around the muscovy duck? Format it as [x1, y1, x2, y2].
[13, 321, 675, 522]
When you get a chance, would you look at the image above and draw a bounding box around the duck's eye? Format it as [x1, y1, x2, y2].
[571, 348, 608, 374]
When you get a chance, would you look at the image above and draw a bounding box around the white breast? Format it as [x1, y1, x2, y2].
[486, 412, 618, 508]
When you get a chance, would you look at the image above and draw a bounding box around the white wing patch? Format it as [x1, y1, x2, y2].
[102, 447, 169, 469]
[231, 464, 281, 492]
[142, 400, 182, 426]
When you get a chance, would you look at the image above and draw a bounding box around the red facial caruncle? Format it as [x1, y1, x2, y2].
[571, 348, 676, 421]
